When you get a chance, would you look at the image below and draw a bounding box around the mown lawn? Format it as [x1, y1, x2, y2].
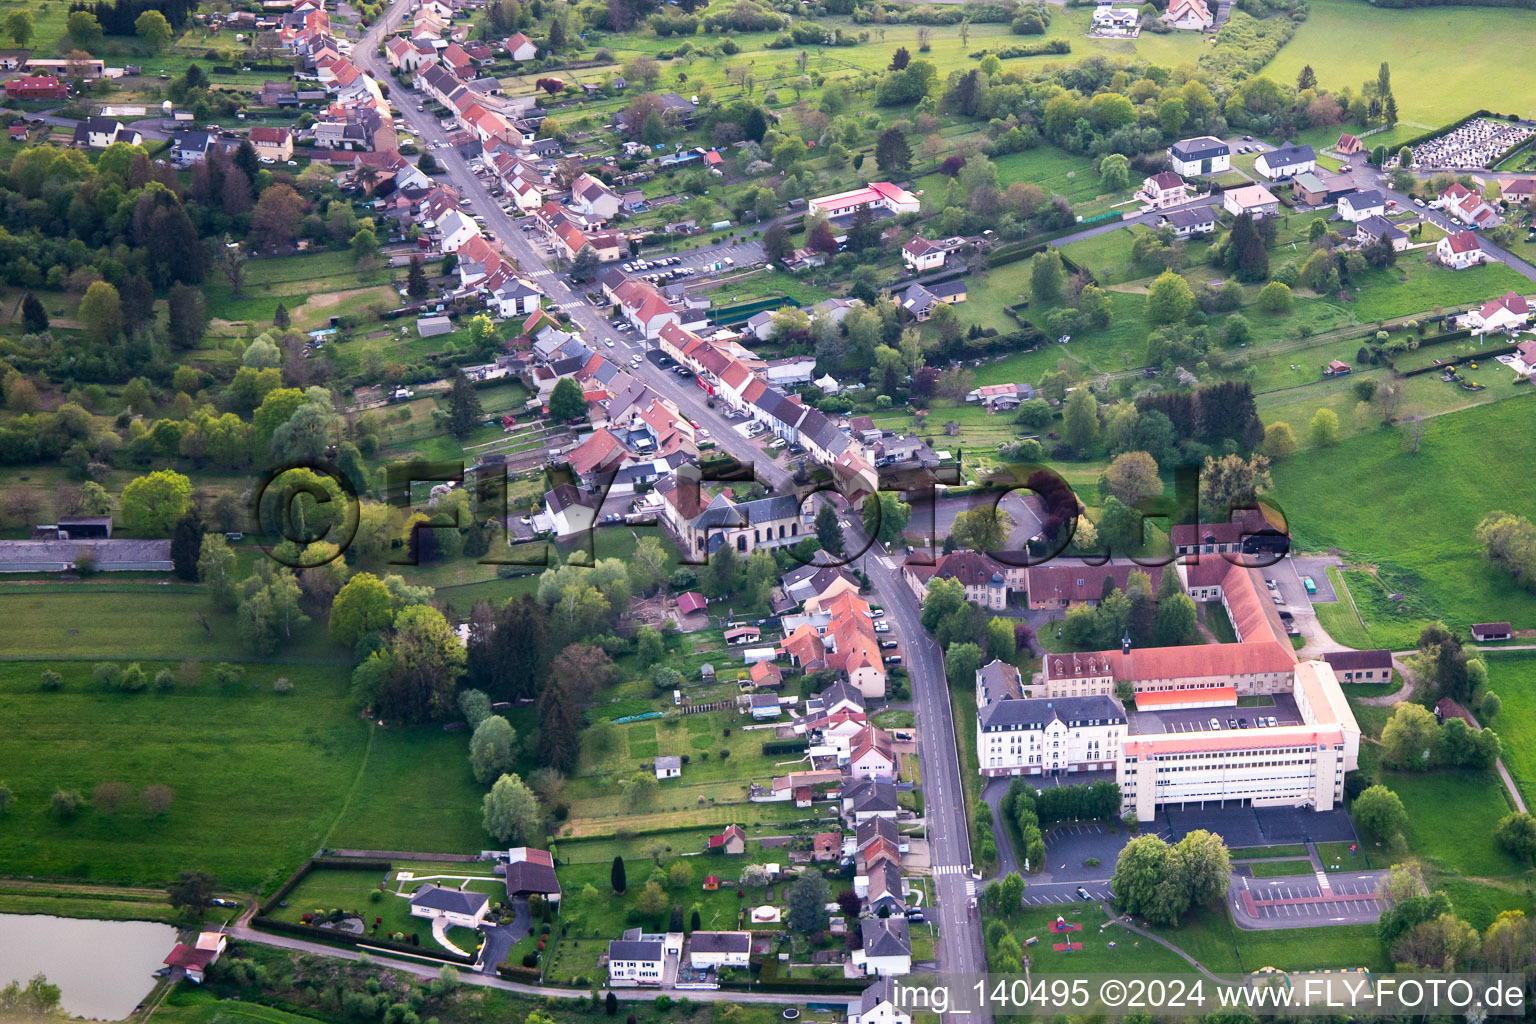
[0, 582, 346, 660]
[1481, 652, 1536, 810]
[1261, 0, 1536, 125]
[1005, 902, 1197, 975]
[1377, 770, 1523, 879]
[0, 661, 366, 890]
[1270, 396, 1536, 640]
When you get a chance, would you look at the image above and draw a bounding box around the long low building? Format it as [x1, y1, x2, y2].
[0, 538, 173, 573]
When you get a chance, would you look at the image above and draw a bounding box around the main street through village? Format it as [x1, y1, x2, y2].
[355, 10, 990, 1018]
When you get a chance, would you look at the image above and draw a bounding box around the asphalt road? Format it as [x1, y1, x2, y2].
[359, 13, 990, 1014]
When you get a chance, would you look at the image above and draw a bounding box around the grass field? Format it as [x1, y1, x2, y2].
[1270, 396, 1536, 637]
[0, 582, 346, 661]
[1379, 770, 1523, 878]
[1482, 652, 1536, 809]
[1245, 859, 1315, 878]
[0, 661, 366, 890]
[1262, 0, 1536, 125]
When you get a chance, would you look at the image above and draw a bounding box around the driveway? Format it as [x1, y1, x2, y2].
[476, 899, 531, 974]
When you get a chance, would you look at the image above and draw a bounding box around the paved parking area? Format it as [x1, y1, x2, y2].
[1128, 694, 1302, 735]
[1288, 556, 1341, 603]
[1040, 824, 1129, 882]
[1024, 880, 1114, 905]
[1230, 871, 1388, 929]
[1157, 805, 1359, 847]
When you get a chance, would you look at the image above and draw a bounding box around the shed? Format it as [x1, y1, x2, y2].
[1472, 622, 1513, 641]
[417, 315, 454, 337]
[677, 592, 707, 616]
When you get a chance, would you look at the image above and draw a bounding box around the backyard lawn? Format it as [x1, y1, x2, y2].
[1377, 770, 1523, 879]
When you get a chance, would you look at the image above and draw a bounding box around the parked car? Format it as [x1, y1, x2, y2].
[1077, 887, 1093, 901]
[880, 640, 898, 649]
[883, 655, 902, 665]
[1209, 718, 1221, 730]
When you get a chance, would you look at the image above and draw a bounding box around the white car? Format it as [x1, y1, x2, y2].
[873, 621, 890, 633]
[1209, 718, 1221, 730]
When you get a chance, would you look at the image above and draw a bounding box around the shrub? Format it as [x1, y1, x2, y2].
[40, 669, 63, 691]
[52, 789, 83, 818]
[93, 662, 123, 689]
[274, 677, 294, 695]
[155, 669, 175, 691]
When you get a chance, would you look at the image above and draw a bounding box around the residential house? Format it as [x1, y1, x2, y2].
[1091, 5, 1140, 34]
[163, 932, 228, 985]
[848, 725, 897, 781]
[853, 918, 912, 976]
[1336, 190, 1385, 222]
[571, 172, 622, 221]
[967, 382, 1031, 408]
[607, 937, 665, 985]
[171, 129, 217, 165]
[1355, 215, 1409, 252]
[1222, 183, 1280, 219]
[1466, 291, 1530, 332]
[1440, 183, 1501, 229]
[408, 884, 490, 927]
[901, 283, 940, 321]
[1159, 206, 1216, 238]
[708, 824, 747, 855]
[489, 275, 542, 318]
[244, 126, 295, 165]
[75, 117, 140, 149]
[1321, 649, 1394, 683]
[543, 484, 599, 539]
[901, 236, 947, 271]
[1437, 230, 1485, 269]
[504, 31, 537, 61]
[1160, 0, 1212, 27]
[819, 679, 868, 717]
[751, 660, 784, 689]
[1291, 171, 1337, 207]
[1168, 136, 1228, 176]
[655, 755, 682, 779]
[504, 847, 562, 901]
[931, 279, 968, 305]
[843, 779, 899, 824]
[864, 858, 906, 915]
[903, 549, 1025, 611]
[1254, 144, 1315, 180]
[4, 75, 66, 100]
[851, 978, 913, 1024]
[689, 931, 751, 969]
[1136, 170, 1190, 210]
[1501, 177, 1536, 205]
[312, 120, 368, 150]
[437, 209, 482, 252]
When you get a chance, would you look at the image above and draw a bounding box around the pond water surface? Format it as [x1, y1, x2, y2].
[0, 913, 176, 1020]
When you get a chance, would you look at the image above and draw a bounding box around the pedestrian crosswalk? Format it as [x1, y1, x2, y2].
[933, 864, 971, 876]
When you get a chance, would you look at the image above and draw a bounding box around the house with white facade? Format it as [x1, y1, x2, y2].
[1465, 291, 1530, 332]
[1438, 230, 1485, 269]
[901, 236, 946, 272]
[1336, 190, 1385, 223]
[408, 884, 490, 928]
[852, 918, 912, 976]
[1254, 144, 1315, 180]
[851, 979, 912, 1024]
[977, 693, 1125, 778]
[1161, 0, 1212, 29]
[608, 937, 665, 985]
[1168, 136, 1228, 176]
[437, 209, 481, 252]
[808, 182, 920, 219]
[504, 31, 538, 60]
[1136, 170, 1190, 210]
[1223, 183, 1280, 219]
[688, 931, 751, 969]
[1090, 5, 1140, 35]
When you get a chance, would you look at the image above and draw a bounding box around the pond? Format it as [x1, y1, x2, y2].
[0, 913, 176, 1020]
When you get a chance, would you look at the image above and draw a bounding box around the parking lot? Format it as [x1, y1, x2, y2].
[1231, 872, 1388, 929]
[1155, 805, 1360, 848]
[1127, 693, 1302, 735]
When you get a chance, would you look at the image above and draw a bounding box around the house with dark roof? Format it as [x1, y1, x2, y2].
[75, 117, 140, 150]
[656, 481, 803, 558]
[1472, 622, 1513, 641]
[1024, 563, 1165, 609]
[542, 483, 599, 539]
[843, 779, 899, 823]
[503, 847, 562, 901]
[853, 918, 911, 976]
[850, 977, 912, 1024]
[1136, 170, 1190, 210]
[1168, 136, 1228, 177]
[607, 936, 665, 984]
[1255, 144, 1316, 180]
[1336, 190, 1386, 223]
[1355, 215, 1408, 252]
[688, 931, 751, 968]
[1158, 206, 1216, 239]
[976, 694, 1125, 777]
[408, 884, 490, 927]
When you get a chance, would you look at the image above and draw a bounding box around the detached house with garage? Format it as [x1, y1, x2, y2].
[608, 937, 665, 985]
[901, 236, 947, 271]
[853, 918, 912, 976]
[1465, 291, 1530, 333]
[1161, 0, 1213, 28]
[1355, 215, 1408, 252]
